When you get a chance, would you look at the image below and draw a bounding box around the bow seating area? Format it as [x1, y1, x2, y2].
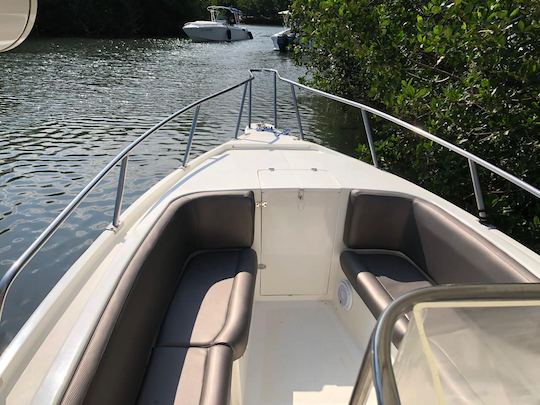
[340, 191, 538, 343]
[61, 191, 257, 405]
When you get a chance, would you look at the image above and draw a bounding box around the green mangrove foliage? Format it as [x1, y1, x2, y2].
[231, 0, 290, 20]
[33, 0, 288, 36]
[33, 0, 210, 36]
[291, 0, 540, 251]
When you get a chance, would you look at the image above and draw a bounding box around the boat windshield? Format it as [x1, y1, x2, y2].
[208, 6, 242, 25]
[278, 11, 290, 28]
[393, 300, 540, 404]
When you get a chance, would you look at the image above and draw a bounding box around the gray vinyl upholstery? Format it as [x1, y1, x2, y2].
[62, 191, 257, 405]
[138, 346, 233, 405]
[341, 191, 537, 342]
[158, 249, 257, 358]
[340, 251, 431, 342]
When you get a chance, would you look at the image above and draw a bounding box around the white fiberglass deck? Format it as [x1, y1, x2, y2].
[240, 301, 363, 405]
[3, 128, 540, 404]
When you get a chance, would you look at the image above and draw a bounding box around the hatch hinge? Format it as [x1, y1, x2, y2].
[256, 201, 268, 208]
[258, 263, 266, 270]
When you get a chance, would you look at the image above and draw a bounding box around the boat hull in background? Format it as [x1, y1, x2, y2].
[183, 22, 253, 42]
[271, 28, 294, 52]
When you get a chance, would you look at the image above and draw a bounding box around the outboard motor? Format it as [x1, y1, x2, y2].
[277, 34, 290, 52]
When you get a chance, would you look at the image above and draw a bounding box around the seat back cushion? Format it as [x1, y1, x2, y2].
[186, 191, 255, 249]
[411, 200, 536, 283]
[61, 191, 255, 405]
[343, 191, 536, 285]
[343, 193, 415, 252]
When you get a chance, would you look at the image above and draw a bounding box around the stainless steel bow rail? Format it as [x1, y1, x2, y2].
[349, 283, 540, 405]
[0, 74, 254, 315]
[1, 68, 539, 316]
[253, 68, 540, 214]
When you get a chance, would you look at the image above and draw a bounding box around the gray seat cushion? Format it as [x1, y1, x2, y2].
[340, 251, 432, 343]
[341, 251, 432, 305]
[411, 199, 536, 283]
[340, 191, 537, 344]
[343, 192, 536, 284]
[138, 345, 233, 405]
[158, 248, 257, 359]
[61, 191, 257, 405]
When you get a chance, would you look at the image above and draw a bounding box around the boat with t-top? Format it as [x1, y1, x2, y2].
[183, 6, 253, 42]
[271, 11, 295, 51]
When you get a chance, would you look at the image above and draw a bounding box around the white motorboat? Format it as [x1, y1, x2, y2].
[1, 69, 540, 405]
[183, 6, 253, 42]
[271, 11, 294, 51]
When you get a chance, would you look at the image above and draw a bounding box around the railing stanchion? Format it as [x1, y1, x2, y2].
[0, 75, 265, 318]
[273, 71, 277, 128]
[183, 104, 200, 166]
[290, 84, 304, 140]
[468, 159, 488, 221]
[248, 79, 252, 129]
[350, 336, 375, 405]
[361, 109, 379, 168]
[235, 83, 248, 139]
[112, 156, 129, 228]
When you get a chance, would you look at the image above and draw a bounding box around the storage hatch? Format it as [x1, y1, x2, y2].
[258, 169, 342, 296]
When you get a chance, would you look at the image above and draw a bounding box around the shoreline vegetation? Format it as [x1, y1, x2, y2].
[31, 0, 287, 37]
[291, 0, 540, 252]
[24, 0, 538, 252]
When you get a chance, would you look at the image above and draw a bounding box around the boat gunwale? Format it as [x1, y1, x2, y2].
[2, 68, 539, 326]
[1, 131, 539, 404]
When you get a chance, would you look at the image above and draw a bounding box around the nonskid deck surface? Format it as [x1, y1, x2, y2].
[242, 301, 363, 405]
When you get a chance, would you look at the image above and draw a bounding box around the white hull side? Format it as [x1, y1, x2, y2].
[271, 28, 292, 51]
[271, 33, 280, 50]
[183, 23, 252, 42]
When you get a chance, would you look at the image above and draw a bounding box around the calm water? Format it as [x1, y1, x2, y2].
[0, 26, 365, 348]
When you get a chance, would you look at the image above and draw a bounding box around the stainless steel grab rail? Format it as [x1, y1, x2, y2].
[350, 283, 540, 405]
[250, 68, 540, 219]
[1, 68, 539, 319]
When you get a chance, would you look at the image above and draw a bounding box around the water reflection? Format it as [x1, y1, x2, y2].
[300, 95, 367, 157]
[0, 27, 366, 348]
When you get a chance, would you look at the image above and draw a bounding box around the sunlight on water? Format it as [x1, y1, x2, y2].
[0, 27, 365, 348]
